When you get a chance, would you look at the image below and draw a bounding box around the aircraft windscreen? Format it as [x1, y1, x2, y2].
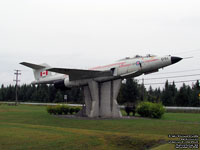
[146, 54, 157, 57]
[117, 54, 157, 61]
[133, 55, 142, 58]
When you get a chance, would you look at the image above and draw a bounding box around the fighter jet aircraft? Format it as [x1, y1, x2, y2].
[20, 54, 182, 90]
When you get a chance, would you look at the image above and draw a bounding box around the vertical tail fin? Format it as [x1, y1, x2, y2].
[20, 62, 52, 81]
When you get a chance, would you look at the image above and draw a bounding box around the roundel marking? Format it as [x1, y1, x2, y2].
[136, 61, 140, 66]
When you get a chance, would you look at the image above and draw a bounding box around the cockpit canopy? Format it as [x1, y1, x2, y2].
[117, 54, 157, 61]
[145, 54, 157, 57]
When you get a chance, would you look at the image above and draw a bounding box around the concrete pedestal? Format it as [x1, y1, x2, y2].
[83, 79, 122, 118]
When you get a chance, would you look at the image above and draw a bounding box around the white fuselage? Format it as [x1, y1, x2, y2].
[20, 54, 182, 90]
[30, 54, 180, 90]
[61, 55, 172, 88]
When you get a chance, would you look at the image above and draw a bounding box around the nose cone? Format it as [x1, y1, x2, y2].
[171, 56, 183, 64]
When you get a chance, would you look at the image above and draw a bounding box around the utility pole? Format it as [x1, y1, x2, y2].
[14, 70, 21, 105]
[142, 78, 144, 101]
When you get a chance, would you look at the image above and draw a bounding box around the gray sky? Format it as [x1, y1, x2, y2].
[1, 0, 200, 88]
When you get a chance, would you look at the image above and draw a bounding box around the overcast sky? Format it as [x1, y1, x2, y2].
[1, 0, 200, 88]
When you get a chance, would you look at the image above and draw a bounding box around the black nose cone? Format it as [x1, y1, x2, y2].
[171, 56, 183, 64]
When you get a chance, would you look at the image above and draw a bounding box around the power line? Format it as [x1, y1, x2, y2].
[143, 79, 199, 85]
[138, 73, 200, 81]
[144, 68, 200, 76]
[14, 70, 21, 105]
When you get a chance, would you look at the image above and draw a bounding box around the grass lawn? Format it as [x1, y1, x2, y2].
[0, 104, 199, 150]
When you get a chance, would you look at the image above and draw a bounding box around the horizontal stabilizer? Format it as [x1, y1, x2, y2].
[48, 68, 112, 81]
[20, 62, 46, 70]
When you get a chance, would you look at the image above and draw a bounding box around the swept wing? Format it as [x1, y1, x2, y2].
[48, 68, 112, 81]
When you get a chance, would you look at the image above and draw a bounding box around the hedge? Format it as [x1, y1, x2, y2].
[47, 105, 81, 115]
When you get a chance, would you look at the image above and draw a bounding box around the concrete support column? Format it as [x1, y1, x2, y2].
[88, 80, 99, 117]
[82, 79, 122, 118]
[111, 79, 122, 117]
[99, 81, 112, 117]
[83, 86, 92, 116]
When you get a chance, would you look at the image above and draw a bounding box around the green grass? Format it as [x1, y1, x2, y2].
[162, 112, 200, 123]
[151, 144, 174, 150]
[0, 104, 199, 150]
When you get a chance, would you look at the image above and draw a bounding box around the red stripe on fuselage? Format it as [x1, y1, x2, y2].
[144, 59, 159, 63]
[119, 64, 131, 68]
[90, 62, 125, 70]
[90, 58, 159, 70]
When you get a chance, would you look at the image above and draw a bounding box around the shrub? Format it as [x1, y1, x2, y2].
[137, 102, 165, 119]
[46, 105, 82, 115]
[47, 106, 56, 115]
[55, 105, 63, 115]
[150, 103, 165, 119]
[137, 102, 152, 117]
[47, 106, 53, 114]
[62, 105, 69, 115]
[69, 107, 75, 115]
[74, 107, 81, 113]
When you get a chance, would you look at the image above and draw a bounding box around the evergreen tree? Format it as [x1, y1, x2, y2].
[54, 90, 63, 102]
[175, 84, 189, 106]
[147, 86, 154, 102]
[138, 82, 146, 101]
[154, 88, 161, 103]
[0, 84, 5, 101]
[5, 85, 15, 101]
[37, 84, 49, 102]
[48, 85, 57, 102]
[117, 84, 126, 104]
[162, 81, 177, 106]
[18, 84, 28, 101]
[190, 80, 200, 107]
[168, 81, 177, 105]
[121, 79, 139, 103]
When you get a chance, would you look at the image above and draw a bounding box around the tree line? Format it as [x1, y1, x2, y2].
[0, 84, 82, 103]
[0, 79, 200, 107]
[118, 79, 200, 107]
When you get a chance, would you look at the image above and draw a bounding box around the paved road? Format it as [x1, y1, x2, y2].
[1, 101, 200, 111]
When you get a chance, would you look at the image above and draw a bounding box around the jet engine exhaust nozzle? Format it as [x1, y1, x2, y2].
[171, 56, 183, 64]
